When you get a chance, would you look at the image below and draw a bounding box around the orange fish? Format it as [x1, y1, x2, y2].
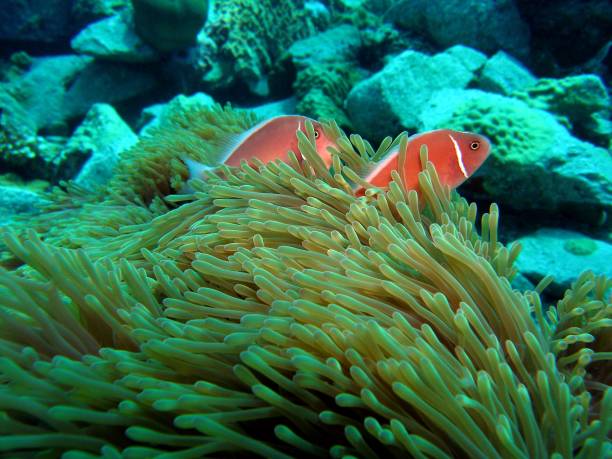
[356, 129, 490, 195]
[184, 115, 337, 181]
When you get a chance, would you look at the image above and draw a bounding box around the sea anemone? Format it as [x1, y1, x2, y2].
[0, 106, 609, 457]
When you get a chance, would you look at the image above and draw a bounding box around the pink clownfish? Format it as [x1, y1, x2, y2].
[355, 129, 491, 195]
[184, 115, 337, 182]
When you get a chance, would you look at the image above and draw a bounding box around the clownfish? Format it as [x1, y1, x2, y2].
[184, 115, 337, 182]
[355, 129, 490, 195]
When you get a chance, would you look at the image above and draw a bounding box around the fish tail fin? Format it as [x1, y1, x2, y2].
[183, 156, 216, 180]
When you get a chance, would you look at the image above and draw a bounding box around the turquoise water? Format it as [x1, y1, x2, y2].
[0, 1, 610, 457]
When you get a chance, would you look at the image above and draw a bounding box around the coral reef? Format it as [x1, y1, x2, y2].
[0, 90, 66, 181]
[294, 64, 359, 128]
[194, 0, 318, 95]
[0, 106, 609, 457]
[513, 75, 611, 147]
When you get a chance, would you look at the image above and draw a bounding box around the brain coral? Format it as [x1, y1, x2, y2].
[0, 106, 609, 457]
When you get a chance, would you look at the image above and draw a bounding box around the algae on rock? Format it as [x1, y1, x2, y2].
[194, 0, 318, 95]
[131, 0, 208, 52]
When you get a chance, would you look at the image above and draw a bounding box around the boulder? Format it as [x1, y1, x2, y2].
[72, 0, 129, 26]
[139, 92, 215, 135]
[0, 91, 67, 181]
[61, 104, 138, 189]
[0, 185, 49, 221]
[478, 51, 537, 95]
[71, 12, 159, 63]
[289, 25, 361, 70]
[515, 229, 612, 297]
[1, 55, 156, 135]
[346, 46, 486, 141]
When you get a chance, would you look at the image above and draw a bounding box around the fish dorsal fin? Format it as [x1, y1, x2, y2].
[215, 116, 295, 165]
[211, 128, 254, 164]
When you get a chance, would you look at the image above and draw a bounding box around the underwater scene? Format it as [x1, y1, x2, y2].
[0, 0, 611, 457]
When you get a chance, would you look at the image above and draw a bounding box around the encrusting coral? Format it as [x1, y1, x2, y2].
[195, 0, 317, 93]
[0, 106, 610, 457]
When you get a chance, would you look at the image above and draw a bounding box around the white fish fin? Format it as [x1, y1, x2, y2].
[350, 146, 399, 190]
[183, 156, 216, 181]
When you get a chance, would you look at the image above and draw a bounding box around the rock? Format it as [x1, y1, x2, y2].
[388, 0, 530, 58]
[296, 64, 361, 128]
[1, 92, 67, 181]
[289, 25, 361, 69]
[61, 61, 157, 125]
[1, 55, 156, 135]
[71, 12, 159, 63]
[304, 1, 331, 28]
[67, 104, 138, 189]
[2, 55, 92, 134]
[72, 0, 129, 27]
[478, 51, 537, 95]
[0, 185, 49, 220]
[289, 26, 362, 127]
[139, 92, 215, 135]
[445, 45, 488, 73]
[514, 75, 611, 146]
[419, 89, 612, 222]
[0, 0, 75, 43]
[346, 47, 485, 141]
[515, 229, 612, 297]
[510, 273, 536, 293]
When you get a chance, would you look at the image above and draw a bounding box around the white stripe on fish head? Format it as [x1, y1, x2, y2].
[448, 134, 468, 178]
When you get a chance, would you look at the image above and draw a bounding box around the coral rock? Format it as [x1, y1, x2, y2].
[71, 11, 159, 63]
[478, 51, 537, 95]
[515, 229, 612, 296]
[346, 46, 484, 140]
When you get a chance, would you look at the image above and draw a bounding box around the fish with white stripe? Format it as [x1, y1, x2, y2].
[355, 129, 491, 195]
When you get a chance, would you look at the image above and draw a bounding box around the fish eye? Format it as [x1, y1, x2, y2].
[314, 129, 320, 139]
[470, 140, 480, 150]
